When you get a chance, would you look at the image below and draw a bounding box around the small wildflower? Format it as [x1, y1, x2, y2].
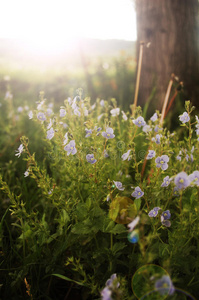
[24, 169, 29, 177]
[106, 195, 111, 201]
[46, 108, 53, 116]
[161, 176, 170, 187]
[60, 108, 66, 117]
[174, 171, 190, 190]
[103, 149, 109, 158]
[179, 111, 190, 123]
[189, 171, 199, 186]
[146, 150, 156, 160]
[86, 154, 97, 164]
[15, 144, 24, 158]
[155, 155, 169, 170]
[143, 125, 152, 133]
[102, 127, 115, 139]
[150, 112, 158, 122]
[63, 132, 68, 145]
[37, 112, 46, 122]
[47, 119, 53, 129]
[17, 106, 23, 113]
[176, 150, 182, 161]
[131, 186, 144, 199]
[121, 149, 131, 161]
[46, 128, 54, 140]
[155, 275, 175, 296]
[74, 107, 81, 116]
[148, 207, 161, 217]
[113, 181, 125, 191]
[132, 116, 146, 127]
[48, 189, 53, 195]
[127, 216, 140, 232]
[161, 210, 171, 227]
[100, 99, 105, 107]
[85, 129, 92, 138]
[110, 107, 120, 117]
[173, 186, 180, 197]
[121, 110, 127, 121]
[152, 134, 162, 144]
[64, 140, 77, 156]
[28, 111, 33, 119]
[97, 113, 104, 121]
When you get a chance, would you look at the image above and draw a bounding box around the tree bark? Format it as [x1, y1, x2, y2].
[135, 0, 199, 111]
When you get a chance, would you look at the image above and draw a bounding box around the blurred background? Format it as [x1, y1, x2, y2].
[0, 0, 198, 117]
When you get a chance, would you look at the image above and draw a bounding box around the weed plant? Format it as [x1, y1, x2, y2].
[0, 88, 199, 300]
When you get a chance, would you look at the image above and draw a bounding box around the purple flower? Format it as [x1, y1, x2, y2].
[85, 129, 92, 138]
[15, 144, 24, 158]
[161, 210, 171, 227]
[176, 150, 182, 161]
[113, 181, 125, 191]
[146, 150, 156, 160]
[37, 112, 46, 121]
[132, 116, 146, 127]
[100, 99, 105, 107]
[127, 216, 140, 231]
[161, 176, 170, 187]
[121, 149, 131, 161]
[86, 154, 97, 164]
[154, 125, 162, 132]
[101, 287, 112, 300]
[148, 207, 161, 217]
[46, 128, 54, 140]
[131, 186, 144, 199]
[189, 171, 199, 186]
[174, 171, 190, 190]
[64, 140, 77, 156]
[155, 275, 175, 296]
[152, 134, 162, 144]
[101, 274, 119, 300]
[150, 112, 158, 122]
[155, 155, 169, 170]
[103, 150, 109, 158]
[102, 127, 115, 139]
[173, 186, 180, 197]
[60, 108, 66, 117]
[179, 112, 190, 123]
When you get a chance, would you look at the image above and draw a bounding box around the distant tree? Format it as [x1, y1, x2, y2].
[135, 0, 199, 111]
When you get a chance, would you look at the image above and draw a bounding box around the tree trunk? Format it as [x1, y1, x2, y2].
[135, 0, 199, 111]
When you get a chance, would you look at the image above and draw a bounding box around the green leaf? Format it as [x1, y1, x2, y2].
[52, 274, 85, 286]
[134, 198, 141, 211]
[112, 242, 127, 255]
[110, 224, 126, 235]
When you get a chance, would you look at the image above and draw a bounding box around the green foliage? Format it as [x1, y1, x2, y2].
[0, 89, 199, 300]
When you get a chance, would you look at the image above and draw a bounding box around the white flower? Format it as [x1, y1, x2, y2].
[15, 144, 24, 158]
[127, 216, 140, 232]
[121, 111, 127, 121]
[63, 132, 68, 145]
[47, 119, 53, 130]
[110, 107, 120, 117]
[28, 111, 33, 119]
[24, 169, 29, 177]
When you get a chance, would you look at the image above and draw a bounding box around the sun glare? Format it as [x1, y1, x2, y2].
[0, 0, 136, 55]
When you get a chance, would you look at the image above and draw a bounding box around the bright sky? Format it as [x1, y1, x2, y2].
[0, 0, 136, 51]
